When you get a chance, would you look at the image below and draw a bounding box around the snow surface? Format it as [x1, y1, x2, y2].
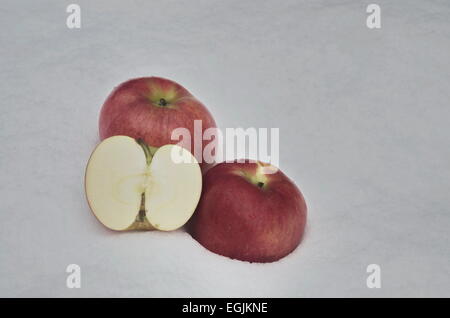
[0, 0, 449, 297]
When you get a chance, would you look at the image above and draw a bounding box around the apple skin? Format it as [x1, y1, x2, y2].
[99, 77, 216, 166]
[188, 161, 307, 263]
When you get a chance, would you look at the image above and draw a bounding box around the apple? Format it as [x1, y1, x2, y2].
[188, 161, 307, 263]
[99, 77, 217, 167]
[85, 135, 202, 231]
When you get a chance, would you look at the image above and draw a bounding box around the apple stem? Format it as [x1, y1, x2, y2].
[138, 193, 146, 222]
[159, 98, 167, 106]
[257, 182, 264, 188]
[136, 139, 153, 165]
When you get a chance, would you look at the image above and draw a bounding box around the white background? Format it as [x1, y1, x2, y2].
[1, 0, 449, 297]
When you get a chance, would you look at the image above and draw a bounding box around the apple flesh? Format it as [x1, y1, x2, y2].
[99, 77, 217, 167]
[188, 161, 307, 263]
[85, 136, 202, 231]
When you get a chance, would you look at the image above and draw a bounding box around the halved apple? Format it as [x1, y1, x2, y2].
[85, 136, 202, 231]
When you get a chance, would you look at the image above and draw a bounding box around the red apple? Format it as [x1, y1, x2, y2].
[188, 161, 307, 263]
[99, 77, 217, 166]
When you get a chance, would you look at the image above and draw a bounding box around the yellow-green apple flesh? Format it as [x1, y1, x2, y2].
[99, 77, 217, 168]
[188, 161, 307, 263]
[85, 136, 202, 231]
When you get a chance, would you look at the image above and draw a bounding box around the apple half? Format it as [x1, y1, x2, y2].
[85, 136, 202, 231]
